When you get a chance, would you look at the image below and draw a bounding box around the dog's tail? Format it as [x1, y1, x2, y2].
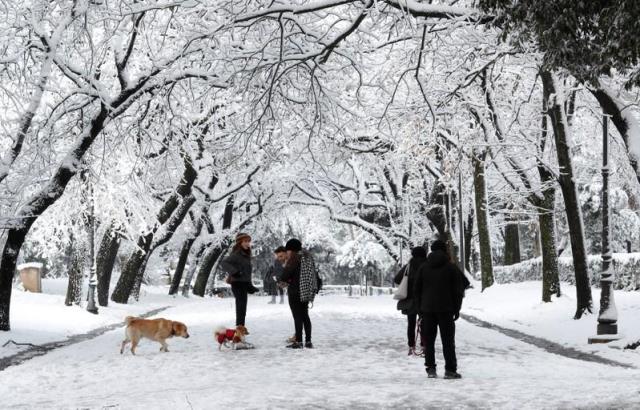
[213, 325, 227, 337]
[124, 316, 137, 325]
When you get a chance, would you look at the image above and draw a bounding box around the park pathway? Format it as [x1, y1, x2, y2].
[460, 313, 634, 369]
[0, 296, 638, 409]
[0, 306, 170, 371]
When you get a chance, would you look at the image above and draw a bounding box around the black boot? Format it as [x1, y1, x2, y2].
[286, 341, 303, 349]
[444, 370, 462, 379]
[305, 341, 314, 349]
[426, 367, 437, 379]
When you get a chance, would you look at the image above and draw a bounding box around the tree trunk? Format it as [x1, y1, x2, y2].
[426, 181, 448, 239]
[111, 234, 153, 304]
[192, 196, 234, 297]
[539, 196, 561, 302]
[541, 69, 592, 319]
[169, 237, 197, 295]
[464, 208, 474, 272]
[0, 104, 110, 330]
[131, 253, 152, 301]
[473, 150, 494, 291]
[193, 245, 227, 297]
[111, 152, 197, 304]
[537, 90, 561, 302]
[95, 223, 122, 306]
[206, 244, 232, 295]
[131, 194, 196, 301]
[65, 237, 84, 306]
[182, 243, 207, 296]
[503, 220, 521, 265]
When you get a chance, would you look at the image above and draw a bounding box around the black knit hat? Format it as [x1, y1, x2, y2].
[411, 246, 427, 258]
[430, 240, 447, 252]
[285, 238, 302, 252]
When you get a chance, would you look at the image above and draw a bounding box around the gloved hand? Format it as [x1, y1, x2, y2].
[453, 312, 460, 321]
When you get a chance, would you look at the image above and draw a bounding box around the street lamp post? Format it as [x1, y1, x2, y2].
[589, 114, 620, 343]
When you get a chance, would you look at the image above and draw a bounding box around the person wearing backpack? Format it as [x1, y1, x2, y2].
[393, 246, 427, 356]
[280, 238, 318, 349]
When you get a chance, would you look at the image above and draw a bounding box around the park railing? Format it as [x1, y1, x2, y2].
[319, 284, 395, 296]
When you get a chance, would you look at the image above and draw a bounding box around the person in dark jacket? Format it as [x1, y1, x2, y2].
[414, 239, 466, 379]
[393, 246, 427, 356]
[219, 232, 255, 327]
[280, 238, 313, 349]
[264, 246, 286, 304]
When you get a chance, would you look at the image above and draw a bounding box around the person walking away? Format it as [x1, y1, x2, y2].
[414, 240, 465, 379]
[264, 246, 286, 304]
[393, 246, 427, 356]
[220, 233, 256, 327]
[280, 238, 318, 349]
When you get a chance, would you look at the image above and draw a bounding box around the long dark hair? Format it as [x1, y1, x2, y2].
[232, 242, 251, 256]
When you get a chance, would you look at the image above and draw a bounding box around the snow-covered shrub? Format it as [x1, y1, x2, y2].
[493, 253, 640, 290]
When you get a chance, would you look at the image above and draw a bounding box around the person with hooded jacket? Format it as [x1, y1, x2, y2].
[414, 239, 466, 379]
[393, 246, 427, 356]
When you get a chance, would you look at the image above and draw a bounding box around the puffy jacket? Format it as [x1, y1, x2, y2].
[414, 250, 465, 313]
[219, 249, 252, 283]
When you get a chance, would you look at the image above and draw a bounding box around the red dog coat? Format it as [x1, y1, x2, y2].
[217, 329, 236, 344]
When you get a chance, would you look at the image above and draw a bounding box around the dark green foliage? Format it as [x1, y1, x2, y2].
[480, 0, 640, 87]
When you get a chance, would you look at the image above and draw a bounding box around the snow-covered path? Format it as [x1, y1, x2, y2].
[1, 295, 639, 409]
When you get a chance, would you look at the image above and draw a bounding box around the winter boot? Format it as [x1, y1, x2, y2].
[268, 295, 276, 304]
[286, 341, 303, 349]
[279, 296, 285, 304]
[408, 347, 416, 356]
[444, 371, 462, 379]
[287, 335, 297, 343]
[426, 367, 437, 379]
[305, 341, 314, 349]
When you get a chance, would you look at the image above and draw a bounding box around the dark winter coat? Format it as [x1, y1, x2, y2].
[263, 263, 283, 295]
[414, 250, 465, 313]
[281, 250, 320, 302]
[219, 249, 252, 283]
[393, 255, 426, 315]
[280, 252, 301, 299]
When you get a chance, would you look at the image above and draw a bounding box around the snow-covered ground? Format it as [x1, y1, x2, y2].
[464, 281, 640, 368]
[0, 280, 167, 359]
[1, 281, 639, 409]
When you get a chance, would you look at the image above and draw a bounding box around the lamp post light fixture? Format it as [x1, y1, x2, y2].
[589, 114, 620, 344]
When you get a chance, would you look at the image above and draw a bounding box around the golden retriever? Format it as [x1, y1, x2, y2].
[120, 316, 189, 355]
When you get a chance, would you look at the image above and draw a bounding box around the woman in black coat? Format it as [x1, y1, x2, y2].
[219, 232, 255, 327]
[280, 238, 314, 349]
[393, 246, 427, 356]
